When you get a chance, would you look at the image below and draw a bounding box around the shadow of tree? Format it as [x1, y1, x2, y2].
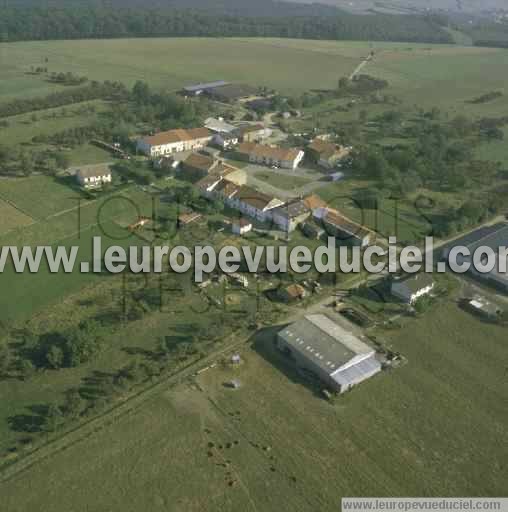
[251, 325, 324, 399]
[7, 404, 50, 433]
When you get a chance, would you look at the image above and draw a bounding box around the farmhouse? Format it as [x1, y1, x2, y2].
[229, 186, 284, 222]
[182, 81, 229, 96]
[314, 208, 372, 247]
[441, 222, 508, 293]
[76, 165, 112, 189]
[271, 199, 311, 233]
[181, 153, 220, 180]
[232, 218, 253, 235]
[239, 124, 271, 143]
[391, 273, 435, 304]
[307, 138, 351, 169]
[235, 142, 305, 170]
[277, 314, 381, 393]
[136, 128, 213, 157]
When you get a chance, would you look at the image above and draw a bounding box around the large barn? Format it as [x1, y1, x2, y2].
[277, 314, 381, 393]
[441, 222, 508, 293]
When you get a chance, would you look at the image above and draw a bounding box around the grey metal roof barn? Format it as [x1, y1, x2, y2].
[277, 314, 381, 393]
[183, 81, 229, 94]
[441, 222, 508, 292]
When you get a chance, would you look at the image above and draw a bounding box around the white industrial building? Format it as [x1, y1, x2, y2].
[277, 314, 381, 394]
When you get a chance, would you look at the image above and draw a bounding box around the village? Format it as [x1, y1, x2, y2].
[1, 16, 508, 504]
[68, 80, 508, 397]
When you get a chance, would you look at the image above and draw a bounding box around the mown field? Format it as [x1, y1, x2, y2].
[1, 300, 506, 510]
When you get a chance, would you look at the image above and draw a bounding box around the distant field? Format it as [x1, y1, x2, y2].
[1, 38, 508, 117]
[2, 301, 506, 509]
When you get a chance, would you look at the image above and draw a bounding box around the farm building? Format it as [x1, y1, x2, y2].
[232, 218, 253, 235]
[195, 175, 224, 198]
[228, 186, 284, 223]
[182, 81, 229, 96]
[212, 132, 240, 149]
[277, 284, 307, 303]
[314, 208, 372, 247]
[301, 220, 325, 240]
[136, 128, 213, 157]
[205, 83, 258, 102]
[441, 222, 508, 293]
[220, 165, 247, 186]
[214, 180, 241, 202]
[271, 199, 311, 233]
[204, 117, 237, 134]
[463, 297, 502, 320]
[153, 156, 180, 171]
[76, 165, 112, 189]
[235, 142, 305, 170]
[181, 153, 220, 180]
[391, 273, 435, 304]
[239, 124, 272, 143]
[303, 194, 327, 213]
[277, 314, 381, 393]
[307, 138, 351, 169]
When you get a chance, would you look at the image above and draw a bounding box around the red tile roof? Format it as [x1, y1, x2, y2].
[142, 128, 211, 146]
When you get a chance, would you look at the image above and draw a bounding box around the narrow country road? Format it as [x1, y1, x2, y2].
[349, 54, 373, 80]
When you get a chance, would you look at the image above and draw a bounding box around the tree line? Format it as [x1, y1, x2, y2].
[0, 81, 129, 118]
[0, 6, 453, 44]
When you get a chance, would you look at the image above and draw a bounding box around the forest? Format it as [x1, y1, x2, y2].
[0, 4, 452, 44]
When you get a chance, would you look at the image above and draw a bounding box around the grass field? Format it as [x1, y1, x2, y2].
[316, 180, 434, 243]
[0, 176, 163, 324]
[255, 171, 313, 189]
[0, 100, 110, 146]
[0, 199, 34, 235]
[0, 176, 86, 220]
[475, 127, 508, 168]
[1, 300, 506, 510]
[1, 38, 508, 118]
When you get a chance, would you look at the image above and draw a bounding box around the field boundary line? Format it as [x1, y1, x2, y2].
[0, 193, 37, 222]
